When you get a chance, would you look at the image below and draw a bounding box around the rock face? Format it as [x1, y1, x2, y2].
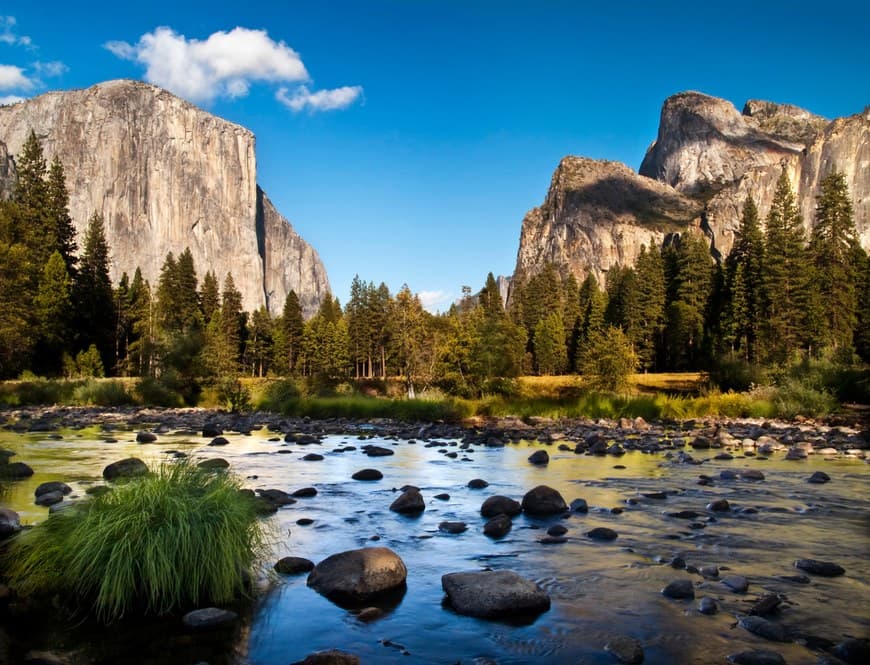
[0, 80, 329, 316]
[513, 91, 869, 287]
[513, 156, 701, 289]
[641, 92, 869, 259]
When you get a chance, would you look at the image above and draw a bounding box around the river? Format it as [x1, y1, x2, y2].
[1, 421, 868, 664]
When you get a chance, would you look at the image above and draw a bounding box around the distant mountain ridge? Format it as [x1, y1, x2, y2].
[0, 79, 329, 317]
[514, 92, 869, 287]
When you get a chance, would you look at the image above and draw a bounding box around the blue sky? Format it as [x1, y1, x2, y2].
[2, 1, 868, 311]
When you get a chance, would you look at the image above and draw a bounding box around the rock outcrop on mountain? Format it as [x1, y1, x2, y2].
[514, 156, 702, 287]
[514, 91, 868, 286]
[640, 91, 868, 258]
[0, 80, 329, 316]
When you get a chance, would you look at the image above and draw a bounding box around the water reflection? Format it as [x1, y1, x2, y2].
[1, 427, 868, 664]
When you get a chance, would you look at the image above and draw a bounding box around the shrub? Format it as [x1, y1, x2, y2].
[258, 377, 302, 411]
[708, 356, 768, 392]
[4, 461, 269, 622]
[579, 327, 638, 393]
[216, 376, 252, 413]
[134, 377, 185, 407]
[72, 379, 135, 406]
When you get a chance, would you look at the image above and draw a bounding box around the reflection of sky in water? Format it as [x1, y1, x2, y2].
[2, 427, 868, 664]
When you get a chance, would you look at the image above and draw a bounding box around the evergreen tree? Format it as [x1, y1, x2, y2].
[246, 306, 273, 377]
[0, 242, 34, 376]
[479, 272, 504, 319]
[114, 273, 133, 374]
[175, 248, 201, 331]
[34, 251, 72, 374]
[126, 269, 155, 376]
[45, 156, 77, 275]
[579, 326, 638, 392]
[75, 212, 115, 371]
[723, 198, 764, 361]
[760, 170, 810, 362]
[854, 251, 870, 363]
[665, 232, 713, 369]
[604, 265, 640, 342]
[533, 312, 567, 375]
[808, 172, 860, 350]
[392, 285, 426, 397]
[219, 273, 244, 374]
[12, 130, 50, 259]
[200, 271, 220, 324]
[634, 244, 666, 371]
[281, 290, 305, 374]
[561, 273, 581, 368]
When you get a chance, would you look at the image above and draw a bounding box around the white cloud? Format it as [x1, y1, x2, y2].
[32, 60, 68, 77]
[276, 84, 363, 112]
[0, 94, 24, 105]
[418, 290, 452, 313]
[0, 64, 32, 90]
[0, 16, 30, 47]
[105, 26, 310, 104]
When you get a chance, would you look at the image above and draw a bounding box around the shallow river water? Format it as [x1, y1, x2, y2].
[1, 423, 868, 664]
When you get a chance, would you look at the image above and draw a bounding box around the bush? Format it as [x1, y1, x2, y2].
[708, 356, 767, 392]
[134, 377, 185, 407]
[258, 377, 302, 411]
[216, 376, 252, 413]
[4, 461, 269, 622]
[72, 379, 135, 406]
[579, 327, 638, 393]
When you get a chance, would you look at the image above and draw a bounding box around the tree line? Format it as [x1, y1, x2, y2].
[1, 132, 867, 397]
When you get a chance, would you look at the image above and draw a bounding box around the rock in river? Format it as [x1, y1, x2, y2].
[182, 607, 238, 630]
[662, 579, 695, 600]
[528, 450, 549, 465]
[483, 514, 512, 539]
[352, 468, 383, 481]
[307, 547, 407, 603]
[389, 488, 425, 514]
[275, 556, 315, 575]
[0, 508, 21, 538]
[34, 481, 72, 498]
[521, 485, 567, 516]
[794, 558, 845, 577]
[290, 650, 360, 665]
[441, 570, 550, 619]
[726, 650, 786, 665]
[604, 635, 645, 664]
[480, 495, 522, 518]
[586, 527, 618, 541]
[102, 457, 148, 481]
[807, 471, 830, 484]
[439, 521, 467, 534]
[738, 616, 789, 642]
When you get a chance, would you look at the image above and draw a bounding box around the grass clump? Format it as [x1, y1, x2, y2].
[4, 460, 269, 622]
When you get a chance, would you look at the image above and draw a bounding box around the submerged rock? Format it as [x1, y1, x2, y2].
[604, 635, 645, 664]
[586, 527, 618, 541]
[438, 521, 467, 534]
[467, 478, 489, 489]
[807, 471, 830, 484]
[726, 650, 786, 665]
[441, 570, 550, 619]
[3, 461, 34, 479]
[34, 481, 72, 498]
[698, 596, 718, 615]
[527, 450, 549, 465]
[794, 558, 845, 577]
[307, 547, 407, 602]
[290, 650, 360, 665]
[738, 616, 789, 642]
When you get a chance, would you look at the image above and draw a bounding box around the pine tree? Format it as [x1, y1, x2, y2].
[479, 272, 504, 319]
[175, 248, 201, 331]
[854, 250, 870, 362]
[0, 242, 34, 376]
[45, 156, 77, 275]
[723, 198, 764, 361]
[13, 130, 51, 260]
[75, 212, 115, 371]
[34, 251, 72, 372]
[279, 290, 305, 374]
[760, 170, 810, 362]
[604, 266, 640, 342]
[665, 232, 713, 369]
[219, 274, 244, 374]
[808, 172, 860, 350]
[126, 269, 155, 376]
[533, 312, 567, 375]
[200, 270, 220, 324]
[392, 285, 426, 397]
[246, 306, 273, 377]
[634, 244, 666, 371]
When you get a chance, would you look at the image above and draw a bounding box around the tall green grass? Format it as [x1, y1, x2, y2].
[4, 461, 270, 622]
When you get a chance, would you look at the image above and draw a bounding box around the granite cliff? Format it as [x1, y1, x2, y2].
[0, 79, 329, 316]
[514, 92, 869, 286]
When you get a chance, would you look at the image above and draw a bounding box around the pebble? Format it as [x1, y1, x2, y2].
[698, 596, 718, 614]
[721, 575, 749, 592]
[604, 635, 644, 664]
